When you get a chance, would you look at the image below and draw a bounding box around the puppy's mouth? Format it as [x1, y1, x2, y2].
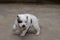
[17, 26, 26, 32]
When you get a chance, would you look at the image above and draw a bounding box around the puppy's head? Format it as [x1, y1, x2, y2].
[17, 14, 28, 28]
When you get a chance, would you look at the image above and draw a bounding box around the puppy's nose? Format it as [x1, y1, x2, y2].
[22, 25, 25, 28]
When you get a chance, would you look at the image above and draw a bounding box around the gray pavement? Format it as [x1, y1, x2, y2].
[0, 4, 60, 40]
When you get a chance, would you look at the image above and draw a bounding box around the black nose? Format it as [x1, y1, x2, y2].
[22, 25, 25, 28]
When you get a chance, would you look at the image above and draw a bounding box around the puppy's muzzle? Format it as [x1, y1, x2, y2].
[22, 25, 25, 28]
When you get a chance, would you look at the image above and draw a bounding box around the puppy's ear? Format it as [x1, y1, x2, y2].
[17, 15, 20, 21]
[17, 15, 18, 17]
[17, 16, 19, 19]
[26, 16, 28, 20]
[31, 19, 32, 24]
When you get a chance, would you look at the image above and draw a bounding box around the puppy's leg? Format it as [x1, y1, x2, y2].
[13, 20, 17, 31]
[33, 23, 40, 35]
[13, 24, 17, 31]
[20, 26, 29, 36]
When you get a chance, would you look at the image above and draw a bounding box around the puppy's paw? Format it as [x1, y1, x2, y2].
[35, 32, 40, 36]
[20, 34, 25, 36]
[35, 34, 39, 36]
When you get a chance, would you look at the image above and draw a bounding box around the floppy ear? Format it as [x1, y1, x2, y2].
[17, 15, 19, 19]
[31, 19, 32, 24]
[26, 16, 28, 20]
[17, 15, 20, 21]
[17, 15, 18, 17]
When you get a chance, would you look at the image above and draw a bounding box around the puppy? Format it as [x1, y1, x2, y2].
[13, 14, 40, 36]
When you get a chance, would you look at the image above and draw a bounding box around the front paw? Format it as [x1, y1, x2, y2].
[35, 32, 40, 36]
[20, 34, 25, 36]
[12, 29, 16, 32]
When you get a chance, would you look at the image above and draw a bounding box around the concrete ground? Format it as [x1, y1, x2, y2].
[0, 4, 60, 40]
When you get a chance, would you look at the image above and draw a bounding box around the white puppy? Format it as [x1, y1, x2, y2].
[13, 14, 40, 36]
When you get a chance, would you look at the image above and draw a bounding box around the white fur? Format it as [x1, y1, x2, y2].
[13, 14, 40, 36]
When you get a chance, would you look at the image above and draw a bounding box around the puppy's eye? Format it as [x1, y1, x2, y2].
[18, 21, 22, 23]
